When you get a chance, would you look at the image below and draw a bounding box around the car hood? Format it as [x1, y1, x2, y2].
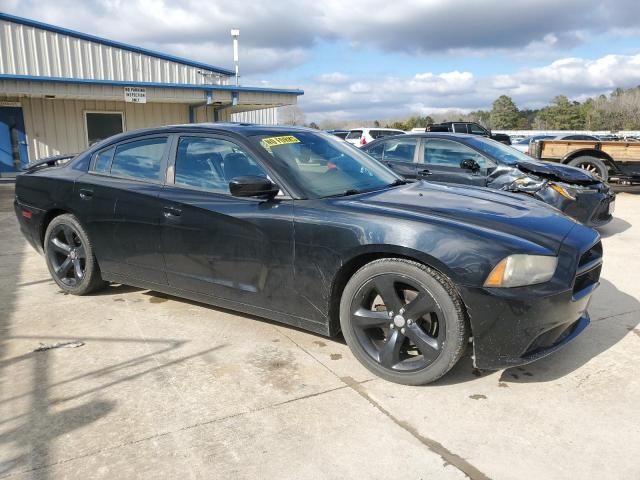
[515, 159, 599, 185]
[348, 181, 578, 253]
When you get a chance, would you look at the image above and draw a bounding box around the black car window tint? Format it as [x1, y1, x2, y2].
[469, 124, 488, 135]
[366, 142, 384, 160]
[424, 139, 488, 169]
[110, 137, 167, 181]
[174, 137, 230, 193]
[383, 138, 417, 163]
[92, 146, 114, 173]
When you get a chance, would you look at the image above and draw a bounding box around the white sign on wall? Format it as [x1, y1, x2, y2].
[0, 101, 21, 107]
[124, 87, 147, 104]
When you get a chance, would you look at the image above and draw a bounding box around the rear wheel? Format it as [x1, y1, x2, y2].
[567, 156, 608, 181]
[44, 214, 106, 295]
[340, 258, 469, 385]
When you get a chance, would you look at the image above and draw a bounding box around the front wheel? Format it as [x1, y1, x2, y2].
[567, 156, 609, 181]
[340, 258, 469, 385]
[44, 214, 107, 295]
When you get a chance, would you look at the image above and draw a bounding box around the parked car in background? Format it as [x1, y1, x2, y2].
[14, 124, 602, 385]
[512, 135, 556, 154]
[362, 133, 615, 227]
[326, 129, 349, 140]
[345, 127, 405, 147]
[423, 122, 511, 145]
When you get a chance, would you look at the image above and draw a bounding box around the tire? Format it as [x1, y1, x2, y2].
[567, 156, 609, 181]
[44, 214, 107, 295]
[339, 258, 469, 385]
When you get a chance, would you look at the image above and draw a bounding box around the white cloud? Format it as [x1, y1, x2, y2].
[318, 72, 350, 84]
[301, 53, 640, 121]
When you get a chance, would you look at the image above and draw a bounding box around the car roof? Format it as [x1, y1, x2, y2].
[348, 127, 405, 131]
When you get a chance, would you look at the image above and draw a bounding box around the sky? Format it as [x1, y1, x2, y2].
[2, 0, 640, 122]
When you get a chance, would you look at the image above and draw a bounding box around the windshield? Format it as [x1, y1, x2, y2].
[464, 136, 533, 165]
[251, 131, 401, 198]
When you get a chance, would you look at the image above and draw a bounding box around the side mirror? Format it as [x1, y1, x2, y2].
[460, 158, 481, 172]
[229, 175, 280, 199]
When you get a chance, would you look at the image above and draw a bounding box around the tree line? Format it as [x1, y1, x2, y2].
[300, 85, 640, 131]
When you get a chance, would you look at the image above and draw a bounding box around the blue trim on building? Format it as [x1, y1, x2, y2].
[0, 74, 304, 96]
[0, 12, 235, 76]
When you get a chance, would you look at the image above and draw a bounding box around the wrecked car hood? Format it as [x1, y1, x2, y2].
[515, 160, 598, 185]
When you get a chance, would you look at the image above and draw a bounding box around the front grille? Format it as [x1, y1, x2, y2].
[573, 241, 602, 296]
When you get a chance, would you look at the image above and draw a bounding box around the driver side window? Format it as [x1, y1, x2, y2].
[382, 138, 418, 163]
[423, 140, 489, 169]
[174, 137, 267, 194]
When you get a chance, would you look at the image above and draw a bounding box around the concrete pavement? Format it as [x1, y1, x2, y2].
[1, 183, 639, 479]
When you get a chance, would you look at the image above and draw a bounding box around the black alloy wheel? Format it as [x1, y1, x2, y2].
[340, 258, 469, 385]
[47, 223, 86, 287]
[44, 214, 106, 295]
[350, 273, 444, 372]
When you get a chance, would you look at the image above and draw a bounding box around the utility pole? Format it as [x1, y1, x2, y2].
[231, 29, 240, 87]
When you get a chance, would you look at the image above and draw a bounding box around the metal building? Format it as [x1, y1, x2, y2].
[0, 13, 303, 174]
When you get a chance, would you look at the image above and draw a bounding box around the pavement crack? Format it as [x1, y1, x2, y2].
[345, 380, 492, 480]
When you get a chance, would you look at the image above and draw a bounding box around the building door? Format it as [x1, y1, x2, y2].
[0, 107, 29, 172]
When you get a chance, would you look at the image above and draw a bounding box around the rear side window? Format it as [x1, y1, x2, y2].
[346, 130, 363, 140]
[371, 130, 402, 139]
[92, 146, 114, 173]
[110, 137, 167, 181]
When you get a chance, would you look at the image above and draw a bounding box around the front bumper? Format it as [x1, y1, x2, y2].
[461, 227, 601, 370]
[460, 284, 594, 370]
[535, 185, 615, 227]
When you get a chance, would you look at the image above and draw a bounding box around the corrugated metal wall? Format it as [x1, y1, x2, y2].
[0, 19, 230, 85]
[21, 98, 189, 159]
[231, 108, 279, 124]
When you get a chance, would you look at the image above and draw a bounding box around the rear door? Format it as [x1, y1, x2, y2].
[418, 138, 491, 186]
[157, 134, 297, 313]
[73, 135, 170, 284]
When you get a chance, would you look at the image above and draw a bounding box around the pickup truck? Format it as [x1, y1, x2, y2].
[424, 122, 512, 145]
[530, 139, 640, 184]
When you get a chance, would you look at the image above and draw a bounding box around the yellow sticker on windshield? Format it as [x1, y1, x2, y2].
[261, 135, 301, 149]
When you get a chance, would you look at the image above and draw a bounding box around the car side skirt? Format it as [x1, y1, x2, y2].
[102, 272, 331, 337]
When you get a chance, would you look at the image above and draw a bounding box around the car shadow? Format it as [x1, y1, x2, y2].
[597, 217, 631, 238]
[433, 278, 639, 386]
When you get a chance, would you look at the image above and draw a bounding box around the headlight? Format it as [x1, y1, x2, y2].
[484, 254, 558, 288]
[549, 183, 576, 200]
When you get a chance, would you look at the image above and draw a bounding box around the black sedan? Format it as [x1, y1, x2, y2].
[361, 133, 615, 227]
[14, 125, 601, 385]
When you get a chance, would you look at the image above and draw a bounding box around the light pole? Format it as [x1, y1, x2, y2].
[231, 29, 239, 87]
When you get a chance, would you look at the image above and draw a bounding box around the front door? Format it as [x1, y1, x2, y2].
[366, 137, 419, 179]
[158, 134, 297, 313]
[0, 107, 29, 173]
[419, 138, 490, 186]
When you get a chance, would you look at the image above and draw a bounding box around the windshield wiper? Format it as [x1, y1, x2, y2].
[323, 189, 362, 198]
[387, 179, 408, 187]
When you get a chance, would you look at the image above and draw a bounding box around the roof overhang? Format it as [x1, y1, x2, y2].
[0, 74, 304, 96]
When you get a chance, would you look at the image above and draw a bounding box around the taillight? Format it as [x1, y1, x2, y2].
[22, 210, 32, 219]
[360, 136, 367, 145]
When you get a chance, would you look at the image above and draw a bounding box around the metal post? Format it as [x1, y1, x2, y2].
[231, 29, 240, 87]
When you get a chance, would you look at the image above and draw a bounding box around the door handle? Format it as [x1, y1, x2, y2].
[163, 206, 182, 218]
[418, 169, 433, 176]
[79, 189, 93, 199]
